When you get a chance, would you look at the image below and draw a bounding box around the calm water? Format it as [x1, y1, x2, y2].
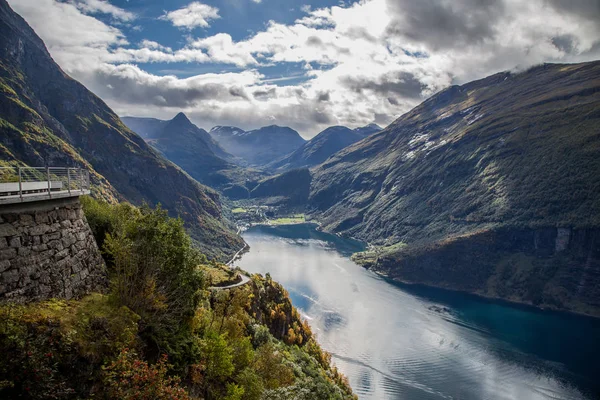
[233, 224, 600, 400]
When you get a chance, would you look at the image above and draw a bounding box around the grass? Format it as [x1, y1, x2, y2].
[352, 241, 408, 265]
[200, 264, 238, 287]
[269, 214, 306, 225]
[231, 207, 247, 214]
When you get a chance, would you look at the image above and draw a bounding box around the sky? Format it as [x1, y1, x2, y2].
[8, 0, 600, 138]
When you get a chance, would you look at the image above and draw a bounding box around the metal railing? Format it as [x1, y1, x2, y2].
[0, 167, 90, 204]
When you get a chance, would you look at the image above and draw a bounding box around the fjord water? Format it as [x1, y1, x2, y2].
[233, 224, 600, 400]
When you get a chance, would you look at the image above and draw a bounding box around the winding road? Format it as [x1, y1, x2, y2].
[208, 239, 251, 291]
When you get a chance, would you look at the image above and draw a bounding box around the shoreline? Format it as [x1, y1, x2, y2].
[371, 269, 600, 321]
[237, 220, 599, 320]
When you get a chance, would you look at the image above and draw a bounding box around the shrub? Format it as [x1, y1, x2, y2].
[0, 296, 140, 399]
[95, 202, 206, 367]
[80, 196, 136, 251]
[253, 342, 295, 390]
[102, 348, 190, 400]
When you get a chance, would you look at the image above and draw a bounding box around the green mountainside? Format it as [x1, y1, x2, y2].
[0, 0, 243, 259]
[311, 62, 600, 241]
[308, 62, 600, 316]
[0, 199, 356, 399]
[250, 168, 312, 206]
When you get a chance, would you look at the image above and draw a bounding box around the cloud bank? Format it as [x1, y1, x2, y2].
[8, 0, 600, 137]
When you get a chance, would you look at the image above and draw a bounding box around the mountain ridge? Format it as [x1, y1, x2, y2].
[210, 124, 306, 167]
[268, 124, 382, 172]
[123, 113, 266, 197]
[0, 0, 243, 259]
[305, 60, 600, 316]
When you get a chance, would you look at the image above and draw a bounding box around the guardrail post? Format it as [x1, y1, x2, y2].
[67, 168, 72, 195]
[18, 167, 23, 201]
[46, 167, 52, 199]
[79, 168, 83, 194]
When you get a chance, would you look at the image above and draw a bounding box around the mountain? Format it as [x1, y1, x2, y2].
[268, 124, 382, 171]
[309, 62, 600, 316]
[123, 114, 265, 197]
[124, 113, 233, 161]
[210, 124, 306, 166]
[0, 0, 243, 259]
[250, 168, 312, 206]
[353, 123, 382, 137]
[120, 116, 168, 139]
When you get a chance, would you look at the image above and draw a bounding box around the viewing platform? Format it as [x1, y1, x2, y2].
[0, 167, 90, 205]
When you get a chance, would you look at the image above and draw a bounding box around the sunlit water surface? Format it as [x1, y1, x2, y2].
[233, 224, 600, 400]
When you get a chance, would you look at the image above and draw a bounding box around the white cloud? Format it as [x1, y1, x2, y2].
[160, 2, 220, 30]
[71, 0, 136, 21]
[8, 0, 600, 137]
[139, 39, 172, 52]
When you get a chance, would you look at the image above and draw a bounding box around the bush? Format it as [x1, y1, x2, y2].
[80, 196, 135, 251]
[102, 348, 190, 400]
[83, 198, 207, 367]
[0, 296, 141, 399]
[76, 198, 357, 399]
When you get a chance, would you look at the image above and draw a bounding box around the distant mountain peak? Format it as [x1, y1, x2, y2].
[210, 124, 305, 166]
[171, 112, 192, 125]
[353, 123, 383, 137]
[210, 126, 246, 139]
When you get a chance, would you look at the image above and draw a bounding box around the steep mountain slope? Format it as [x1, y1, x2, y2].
[210, 125, 306, 166]
[309, 62, 600, 316]
[0, 0, 243, 259]
[120, 116, 167, 139]
[250, 168, 312, 206]
[269, 124, 382, 171]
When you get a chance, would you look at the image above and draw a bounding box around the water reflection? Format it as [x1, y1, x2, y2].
[234, 224, 600, 400]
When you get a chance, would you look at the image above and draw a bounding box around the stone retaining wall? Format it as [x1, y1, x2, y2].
[0, 197, 107, 302]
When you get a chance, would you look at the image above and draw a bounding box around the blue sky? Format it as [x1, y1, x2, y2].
[107, 0, 349, 82]
[9, 0, 600, 137]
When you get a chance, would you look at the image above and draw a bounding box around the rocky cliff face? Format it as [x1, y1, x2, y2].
[0, 0, 243, 259]
[355, 227, 600, 317]
[308, 61, 600, 316]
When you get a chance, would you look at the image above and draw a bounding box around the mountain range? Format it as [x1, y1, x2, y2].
[268, 124, 381, 171]
[0, 0, 243, 259]
[1, 0, 599, 317]
[122, 113, 233, 161]
[122, 113, 265, 193]
[210, 125, 307, 166]
[123, 115, 382, 195]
